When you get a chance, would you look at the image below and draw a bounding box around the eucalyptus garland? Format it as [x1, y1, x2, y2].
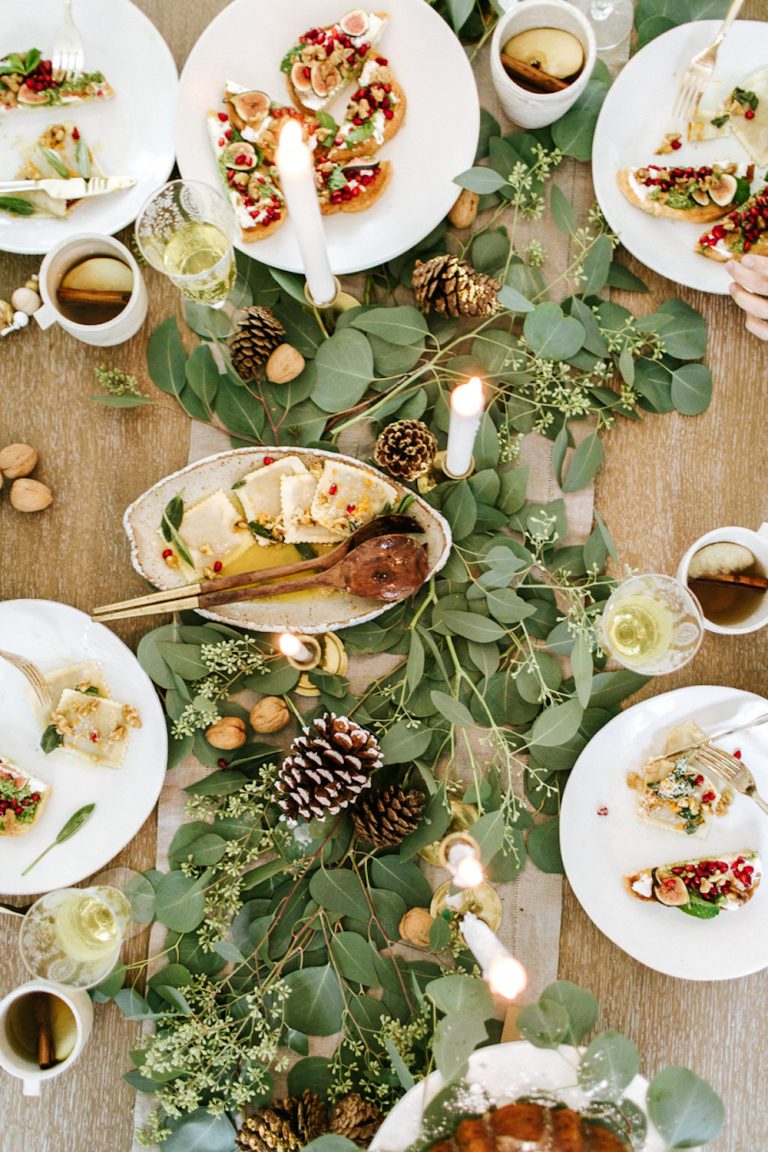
[97, 6, 731, 1148]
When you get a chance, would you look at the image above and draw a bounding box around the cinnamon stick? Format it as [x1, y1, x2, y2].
[56, 286, 131, 306]
[689, 572, 768, 590]
[34, 993, 55, 1069]
[500, 52, 570, 93]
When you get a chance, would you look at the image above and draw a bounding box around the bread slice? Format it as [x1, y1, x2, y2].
[627, 851, 762, 915]
[617, 161, 754, 222]
[283, 11, 390, 114]
[697, 184, 768, 261]
[324, 59, 406, 162]
[0, 48, 112, 112]
[206, 108, 286, 242]
[1, 121, 104, 219]
[0, 755, 50, 836]
[316, 157, 391, 214]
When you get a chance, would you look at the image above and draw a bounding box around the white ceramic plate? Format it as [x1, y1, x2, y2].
[561, 685, 768, 981]
[371, 1041, 666, 1152]
[175, 0, 479, 273]
[124, 446, 452, 634]
[0, 0, 177, 255]
[592, 21, 767, 294]
[0, 600, 167, 896]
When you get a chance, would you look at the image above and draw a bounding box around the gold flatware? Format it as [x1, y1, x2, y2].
[0, 649, 53, 709]
[671, 0, 746, 123]
[92, 514, 423, 618]
[690, 744, 768, 816]
[647, 711, 768, 764]
[93, 535, 429, 623]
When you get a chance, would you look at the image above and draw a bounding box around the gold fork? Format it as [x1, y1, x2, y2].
[691, 745, 768, 816]
[671, 0, 747, 124]
[0, 649, 54, 710]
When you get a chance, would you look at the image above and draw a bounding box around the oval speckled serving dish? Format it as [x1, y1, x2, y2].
[123, 447, 452, 634]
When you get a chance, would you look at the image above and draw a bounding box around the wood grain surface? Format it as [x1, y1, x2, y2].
[0, 1, 766, 1150]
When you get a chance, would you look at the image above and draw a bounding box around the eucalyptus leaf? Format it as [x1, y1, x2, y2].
[312, 328, 373, 412]
[454, 166, 508, 194]
[562, 433, 604, 492]
[530, 699, 584, 747]
[309, 868, 369, 921]
[430, 691, 475, 728]
[647, 1066, 725, 1148]
[524, 303, 585, 360]
[380, 721, 432, 765]
[526, 817, 563, 873]
[578, 1030, 640, 1102]
[426, 974, 494, 1018]
[147, 318, 186, 398]
[329, 932, 380, 986]
[516, 998, 570, 1047]
[154, 872, 206, 933]
[668, 362, 712, 416]
[283, 965, 344, 1035]
[350, 305, 429, 346]
[371, 856, 432, 907]
[164, 1110, 236, 1152]
[571, 633, 593, 708]
[550, 183, 575, 232]
[433, 1012, 488, 1082]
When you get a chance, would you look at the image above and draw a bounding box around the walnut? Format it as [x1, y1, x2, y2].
[205, 715, 247, 749]
[108, 725, 127, 744]
[448, 188, 480, 229]
[122, 705, 142, 728]
[265, 343, 305, 384]
[0, 443, 37, 478]
[399, 907, 435, 949]
[10, 478, 52, 512]
[249, 696, 290, 734]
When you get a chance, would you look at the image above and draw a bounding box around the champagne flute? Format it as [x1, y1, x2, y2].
[18, 886, 132, 990]
[600, 573, 704, 676]
[135, 180, 236, 308]
[569, 0, 633, 51]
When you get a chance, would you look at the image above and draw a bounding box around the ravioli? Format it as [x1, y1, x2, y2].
[281, 473, 346, 544]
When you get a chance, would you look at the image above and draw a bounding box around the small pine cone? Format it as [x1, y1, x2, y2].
[352, 784, 426, 848]
[373, 419, 438, 482]
[294, 1089, 329, 1143]
[412, 254, 501, 318]
[275, 712, 382, 826]
[330, 1093, 384, 1148]
[229, 306, 286, 381]
[235, 1108, 301, 1152]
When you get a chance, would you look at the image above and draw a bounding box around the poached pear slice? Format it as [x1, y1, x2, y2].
[502, 27, 584, 80]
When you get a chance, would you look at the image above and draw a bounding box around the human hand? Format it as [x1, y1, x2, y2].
[726, 254, 768, 340]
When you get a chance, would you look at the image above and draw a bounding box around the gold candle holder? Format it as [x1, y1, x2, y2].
[282, 632, 348, 698]
[417, 450, 476, 494]
[429, 880, 502, 932]
[304, 276, 361, 315]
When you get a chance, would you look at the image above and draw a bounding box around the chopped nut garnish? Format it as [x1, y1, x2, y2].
[122, 705, 142, 728]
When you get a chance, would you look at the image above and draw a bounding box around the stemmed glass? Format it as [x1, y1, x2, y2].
[600, 573, 704, 676]
[18, 885, 133, 990]
[135, 179, 237, 309]
[569, 0, 634, 51]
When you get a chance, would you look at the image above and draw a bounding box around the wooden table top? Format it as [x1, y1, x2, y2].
[1, 3, 766, 1150]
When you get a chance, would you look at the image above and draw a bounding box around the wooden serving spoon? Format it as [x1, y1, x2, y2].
[200, 536, 429, 609]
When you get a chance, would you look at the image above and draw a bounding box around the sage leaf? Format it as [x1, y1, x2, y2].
[0, 196, 36, 216]
[75, 136, 91, 178]
[40, 723, 64, 753]
[647, 1066, 725, 1148]
[578, 1030, 640, 1101]
[160, 498, 194, 568]
[20, 802, 95, 875]
[38, 146, 70, 178]
[283, 965, 344, 1035]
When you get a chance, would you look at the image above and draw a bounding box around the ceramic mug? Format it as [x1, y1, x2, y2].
[33, 232, 148, 347]
[0, 979, 93, 1096]
[490, 0, 597, 128]
[677, 523, 768, 635]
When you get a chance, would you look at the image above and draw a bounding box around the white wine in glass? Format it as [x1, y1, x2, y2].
[135, 180, 236, 308]
[601, 573, 704, 676]
[19, 886, 131, 989]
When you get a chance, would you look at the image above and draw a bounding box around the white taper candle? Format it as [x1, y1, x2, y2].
[445, 376, 485, 477]
[275, 120, 336, 306]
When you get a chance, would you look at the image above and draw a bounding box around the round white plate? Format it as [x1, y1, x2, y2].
[175, 0, 479, 273]
[0, 0, 177, 255]
[561, 685, 768, 981]
[0, 600, 167, 896]
[371, 1041, 666, 1152]
[593, 21, 767, 294]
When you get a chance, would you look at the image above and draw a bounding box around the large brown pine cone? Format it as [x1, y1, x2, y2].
[352, 784, 426, 848]
[235, 1107, 300, 1152]
[275, 713, 382, 825]
[412, 254, 501, 318]
[330, 1093, 384, 1148]
[229, 306, 286, 381]
[373, 419, 438, 482]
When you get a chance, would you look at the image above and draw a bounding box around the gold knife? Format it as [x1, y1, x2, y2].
[0, 176, 135, 199]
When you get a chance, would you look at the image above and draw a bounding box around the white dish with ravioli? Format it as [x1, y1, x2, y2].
[0, 600, 166, 896]
[593, 20, 768, 293]
[123, 446, 452, 634]
[560, 685, 768, 980]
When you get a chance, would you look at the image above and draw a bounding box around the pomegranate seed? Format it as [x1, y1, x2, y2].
[733, 749, 742, 759]
[353, 115, 362, 125]
[701, 791, 716, 804]
[218, 137, 225, 147]
[218, 111, 228, 122]
[346, 503, 356, 513]
[217, 758, 228, 768]
[671, 138, 682, 150]
[162, 548, 173, 559]
[376, 56, 388, 65]
[264, 456, 275, 465]
[89, 731, 99, 743]
[383, 108, 394, 120]
[213, 561, 223, 573]
[329, 483, 338, 495]
[31, 793, 40, 802]
[72, 127, 80, 140]
[745, 108, 756, 120]
[597, 806, 609, 816]
[694, 774, 704, 786]
[225, 129, 233, 140]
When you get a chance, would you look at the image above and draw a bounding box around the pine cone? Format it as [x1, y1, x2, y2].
[330, 1093, 384, 1148]
[374, 419, 438, 482]
[229, 306, 286, 381]
[352, 784, 426, 848]
[412, 255, 501, 318]
[235, 1107, 300, 1152]
[275, 713, 382, 825]
[293, 1089, 329, 1143]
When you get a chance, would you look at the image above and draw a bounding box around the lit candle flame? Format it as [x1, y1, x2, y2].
[488, 954, 528, 1000]
[446, 839, 485, 890]
[451, 375, 485, 417]
[278, 632, 312, 663]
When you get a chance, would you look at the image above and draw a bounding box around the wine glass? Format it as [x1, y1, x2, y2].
[135, 179, 236, 308]
[18, 886, 132, 990]
[600, 573, 704, 676]
[569, 0, 633, 51]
